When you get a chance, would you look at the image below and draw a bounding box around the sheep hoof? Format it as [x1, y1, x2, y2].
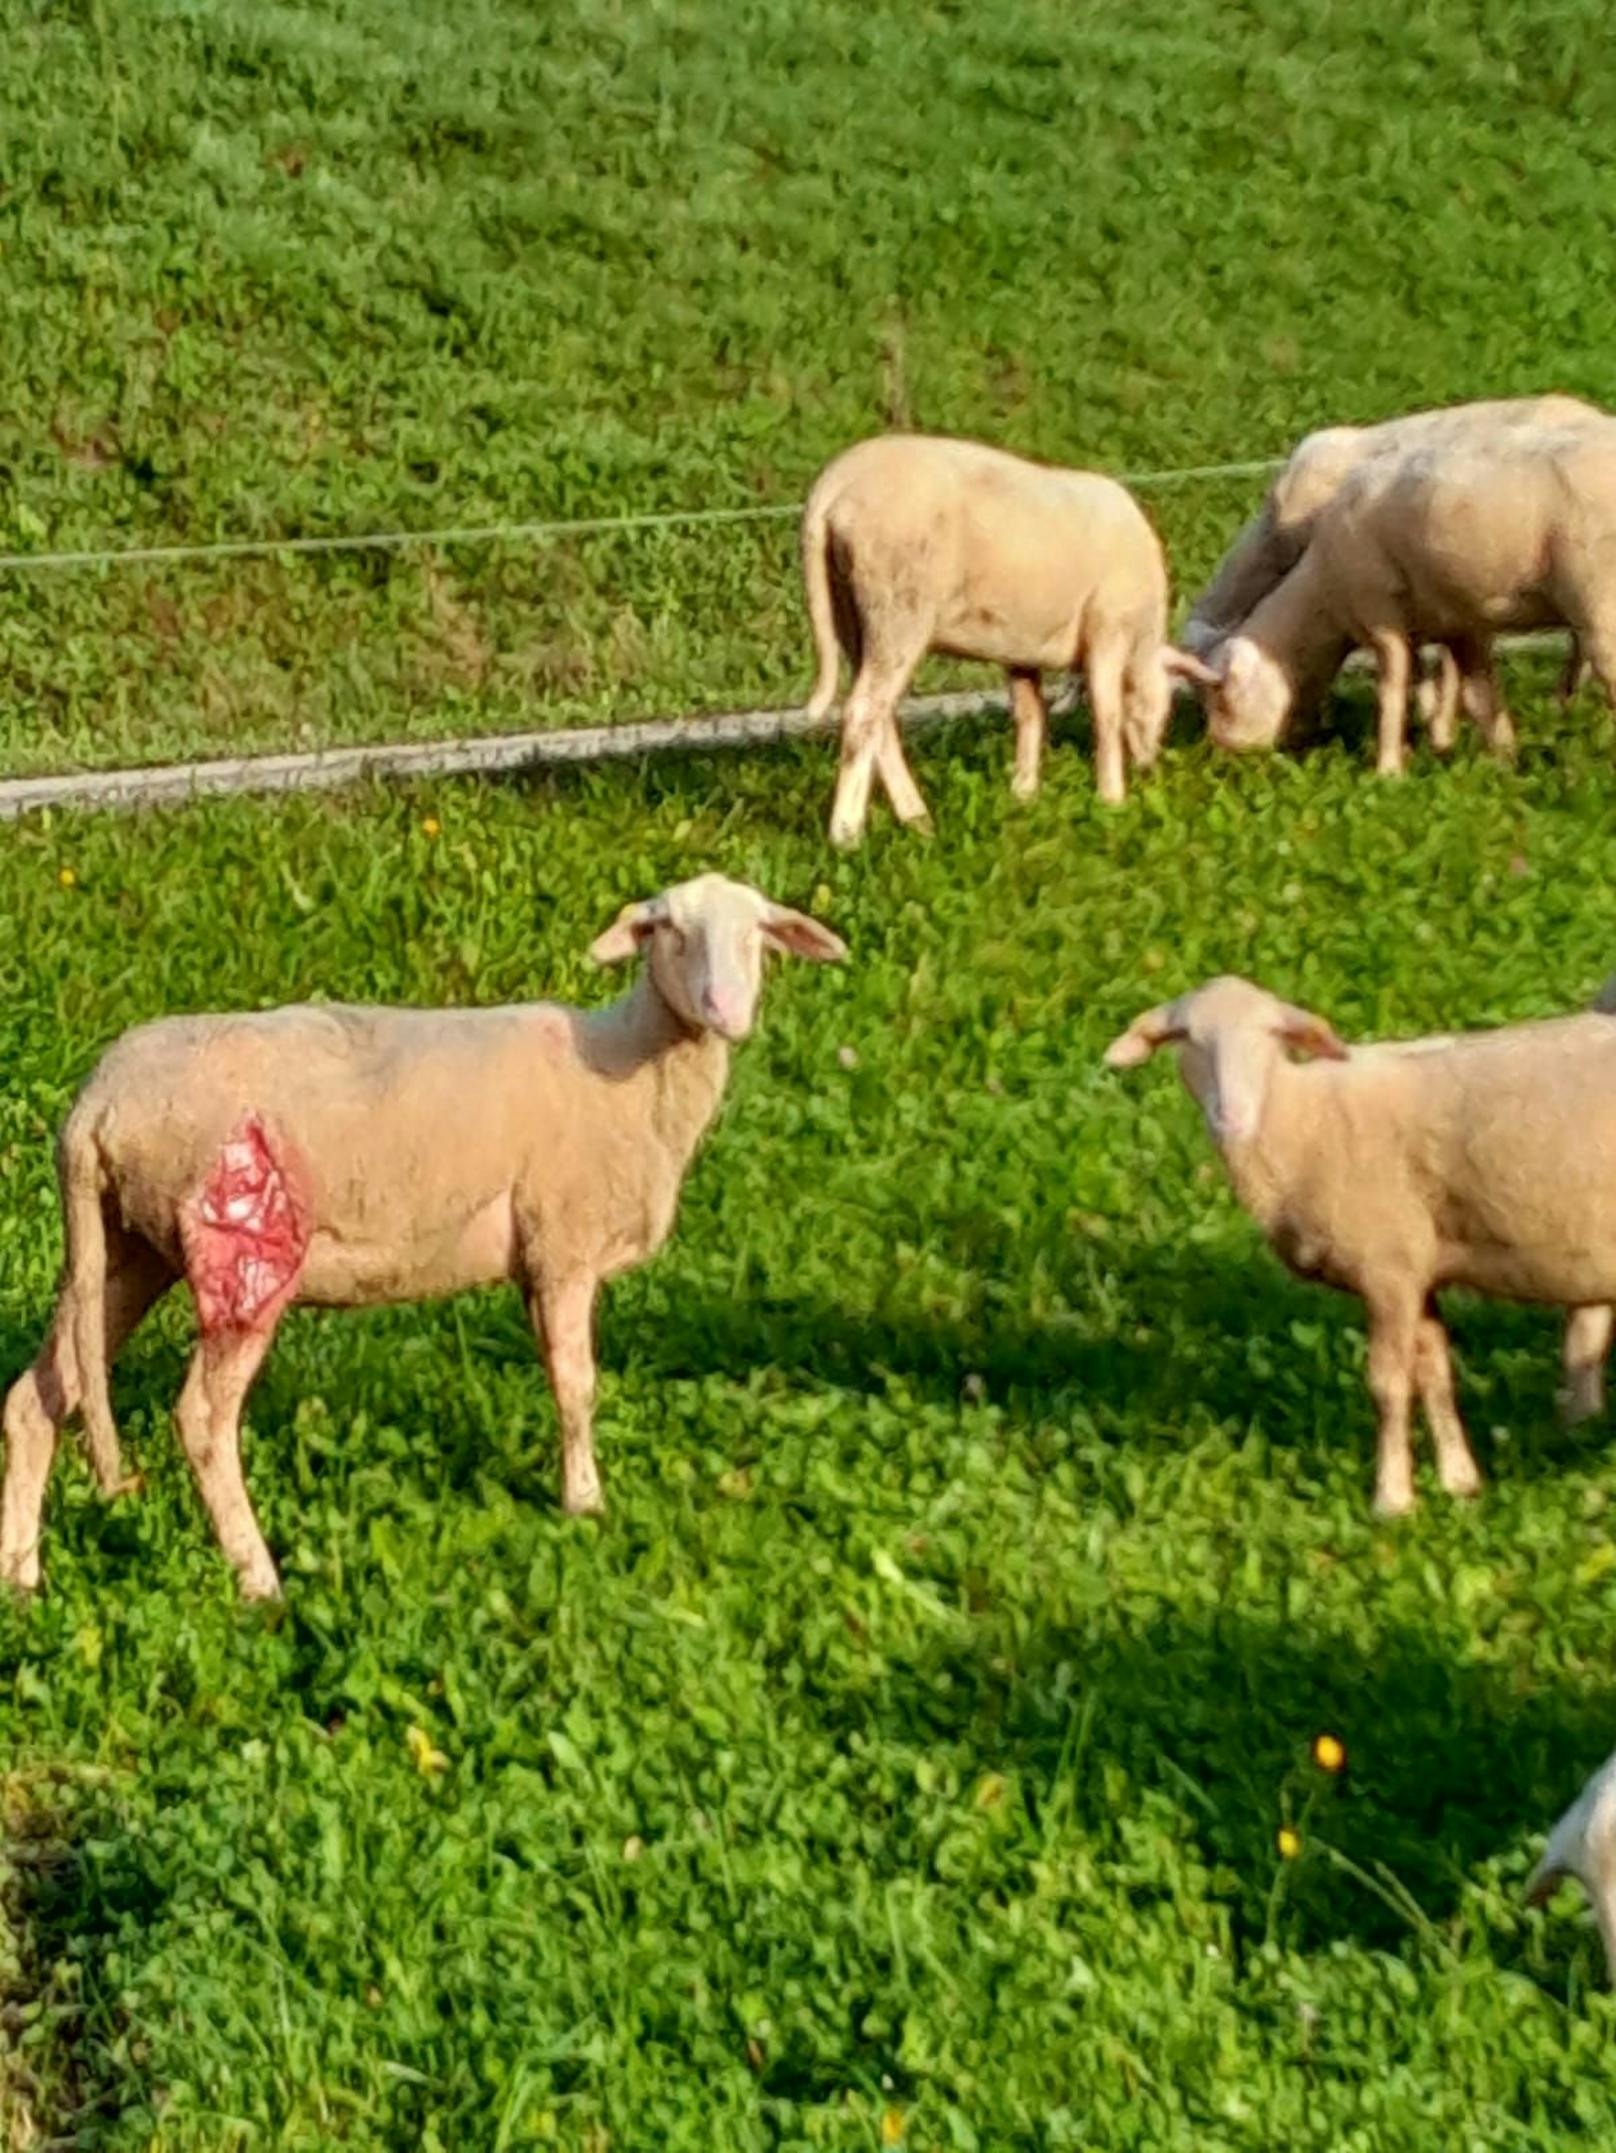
[1561, 1384, 1604, 1428]
[898, 809, 937, 836]
[1440, 1463, 1484, 1501]
[827, 821, 864, 853]
[1010, 773, 1039, 804]
[0, 1553, 41, 1594]
[1371, 1485, 1416, 1520]
[239, 1567, 283, 1603]
[106, 1471, 145, 1502]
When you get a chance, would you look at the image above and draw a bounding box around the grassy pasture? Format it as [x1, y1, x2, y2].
[5, 703, 1616, 2145]
[7, 0, 1616, 2145]
[1, 0, 1616, 769]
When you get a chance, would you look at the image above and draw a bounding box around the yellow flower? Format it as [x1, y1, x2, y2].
[420, 815, 442, 839]
[1276, 1826, 1301, 1860]
[57, 865, 77, 889]
[881, 2110, 905, 2146]
[405, 1724, 449, 1776]
[1312, 1733, 1347, 1774]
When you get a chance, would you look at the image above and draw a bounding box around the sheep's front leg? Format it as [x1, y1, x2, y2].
[530, 1274, 604, 1517]
[1008, 668, 1046, 801]
[1370, 632, 1412, 776]
[1413, 1307, 1483, 1499]
[1364, 1292, 1420, 1517]
[1562, 1305, 1614, 1426]
[174, 1327, 281, 1600]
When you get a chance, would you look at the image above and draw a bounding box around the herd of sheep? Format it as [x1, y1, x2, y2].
[3, 390, 1616, 1971]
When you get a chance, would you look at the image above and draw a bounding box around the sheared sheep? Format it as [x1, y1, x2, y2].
[1180, 394, 1602, 663]
[0, 874, 846, 1599]
[801, 433, 1196, 846]
[1105, 976, 1616, 1517]
[1176, 419, 1616, 774]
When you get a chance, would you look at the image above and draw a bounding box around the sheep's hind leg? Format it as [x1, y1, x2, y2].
[174, 1326, 282, 1600]
[1414, 1305, 1482, 1499]
[827, 646, 922, 849]
[875, 715, 933, 832]
[1561, 1305, 1613, 1426]
[1, 1237, 174, 1592]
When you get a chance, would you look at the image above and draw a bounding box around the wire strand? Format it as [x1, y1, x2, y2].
[0, 456, 1285, 576]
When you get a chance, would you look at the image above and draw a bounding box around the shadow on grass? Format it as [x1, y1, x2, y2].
[814, 1601, 1616, 1975]
[608, 1236, 1616, 1493]
[0, 1765, 151, 2145]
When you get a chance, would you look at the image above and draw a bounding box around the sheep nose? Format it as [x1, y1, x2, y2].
[700, 986, 747, 1036]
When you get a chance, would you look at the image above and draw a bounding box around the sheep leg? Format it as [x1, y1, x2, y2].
[1416, 646, 1461, 753]
[531, 1274, 604, 1518]
[1453, 634, 1515, 759]
[0, 1241, 174, 1592]
[1559, 634, 1588, 705]
[1561, 1305, 1614, 1426]
[874, 716, 933, 831]
[1085, 637, 1128, 806]
[828, 656, 914, 849]
[1365, 1294, 1420, 1517]
[174, 1326, 281, 1600]
[1413, 1308, 1482, 1498]
[1370, 632, 1412, 777]
[1009, 668, 1046, 801]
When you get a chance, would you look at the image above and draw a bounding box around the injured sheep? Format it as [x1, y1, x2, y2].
[0, 874, 846, 1599]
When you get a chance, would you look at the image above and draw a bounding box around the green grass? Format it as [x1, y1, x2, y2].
[2, 0, 1616, 770]
[7, 690, 1616, 2145]
[11, 0, 1616, 2144]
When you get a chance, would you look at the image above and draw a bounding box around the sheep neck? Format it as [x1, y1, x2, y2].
[580, 967, 731, 1161]
[1211, 1056, 1308, 1229]
[1243, 551, 1351, 709]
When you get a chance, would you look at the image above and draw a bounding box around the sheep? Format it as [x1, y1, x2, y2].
[1177, 417, 1616, 776]
[1528, 1750, 1616, 1979]
[1180, 394, 1602, 663]
[800, 433, 1199, 847]
[1104, 975, 1616, 1518]
[0, 874, 847, 1600]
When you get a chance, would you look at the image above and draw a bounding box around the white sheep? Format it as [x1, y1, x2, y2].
[1180, 395, 1602, 663]
[1178, 418, 1616, 775]
[1105, 976, 1616, 1517]
[0, 874, 846, 1599]
[801, 433, 1197, 847]
[1528, 1751, 1616, 1979]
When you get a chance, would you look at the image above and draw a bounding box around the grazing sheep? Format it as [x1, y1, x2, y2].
[1180, 395, 1602, 663]
[0, 874, 846, 1599]
[1104, 976, 1616, 1518]
[801, 433, 1197, 846]
[1528, 1750, 1616, 1979]
[1177, 418, 1616, 775]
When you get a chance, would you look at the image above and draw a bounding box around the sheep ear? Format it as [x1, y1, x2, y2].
[762, 904, 848, 964]
[1162, 647, 1221, 690]
[1103, 1002, 1186, 1068]
[1277, 1006, 1349, 1061]
[590, 898, 667, 965]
